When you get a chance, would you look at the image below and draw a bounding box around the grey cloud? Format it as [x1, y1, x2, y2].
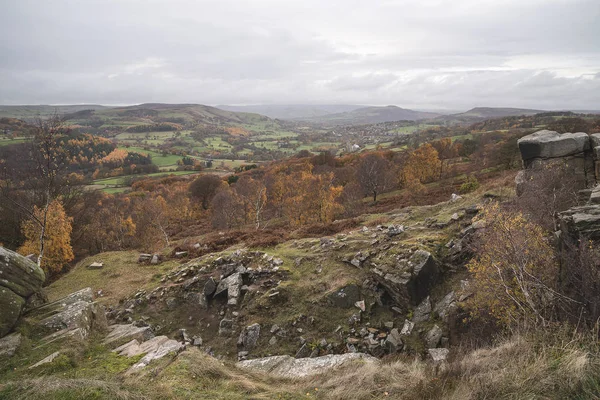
[0, 0, 599, 109]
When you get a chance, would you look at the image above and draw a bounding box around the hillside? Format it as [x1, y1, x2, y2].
[0, 104, 109, 120]
[217, 104, 365, 119]
[297, 105, 443, 125]
[437, 107, 546, 125]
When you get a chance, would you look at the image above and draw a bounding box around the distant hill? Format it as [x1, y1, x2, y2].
[99, 103, 271, 125]
[297, 105, 442, 125]
[0, 103, 277, 129]
[454, 107, 546, 118]
[0, 104, 109, 120]
[436, 107, 547, 125]
[216, 104, 365, 119]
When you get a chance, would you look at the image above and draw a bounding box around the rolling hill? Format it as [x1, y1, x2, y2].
[216, 104, 365, 119]
[437, 107, 547, 125]
[0, 104, 109, 120]
[297, 105, 443, 125]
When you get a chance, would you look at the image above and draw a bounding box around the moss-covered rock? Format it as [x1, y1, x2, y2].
[0, 247, 45, 298]
[0, 287, 25, 337]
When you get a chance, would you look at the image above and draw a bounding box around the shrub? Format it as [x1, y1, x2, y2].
[459, 176, 479, 194]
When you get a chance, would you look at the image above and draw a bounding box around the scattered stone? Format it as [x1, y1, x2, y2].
[150, 254, 160, 265]
[384, 321, 394, 329]
[400, 319, 414, 335]
[320, 237, 334, 247]
[387, 225, 405, 237]
[87, 262, 103, 270]
[269, 336, 277, 346]
[450, 213, 460, 221]
[450, 193, 462, 202]
[425, 325, 443, 348]
[238, 323, 260, 351]
[348, 314, 360, 325]
[412, 296, 432, 323]
[175, 251, 188, 258]
[354, 300, 366, 312]
[28, 351, 60, 369]
[138, 253, 152, 263]
[428, 348, 449, 362]
[270, 324, 280, 334]
[192, 335, 203, 346]
[384, 328, 403, 353]
[434, 292, 457, 320]
[237, 353, 379, 378]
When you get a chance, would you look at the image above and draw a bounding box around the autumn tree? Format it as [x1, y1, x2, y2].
[3, 114, 71, 267]
[18, 199, 74, 276]
[355, 153, 397, 202]
[280, 164, 343, 226]
[431, 138, 458, 178]
[402, 143, 441, 187]
[189, 174, 224, 210]
[466, 203, 566, 326]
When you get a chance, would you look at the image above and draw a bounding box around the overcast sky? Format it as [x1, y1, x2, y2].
[1, 0, 599, 110]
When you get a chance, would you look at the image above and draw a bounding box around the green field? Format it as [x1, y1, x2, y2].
[0, 137, 28, 146]
[92, 170, 202, 193]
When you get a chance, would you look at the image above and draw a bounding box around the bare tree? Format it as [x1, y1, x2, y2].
[189, 174, 224, 209]
[356, 153, 397, 202]
[0, 113, 69, 266]
[515, 162, 581, 232]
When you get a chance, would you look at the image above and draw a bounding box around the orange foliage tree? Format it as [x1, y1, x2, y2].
[402, 143, 441, 187]
[18, 199, 74, 276]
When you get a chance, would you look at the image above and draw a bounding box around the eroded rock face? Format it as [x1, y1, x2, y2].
[104, 324, 154, 347]
[30, 287, 107, 342]
[237, 353, 379, 378]
[0, 247, 45, 337]
[372, 250, 439, 307]
[559, 205, 600, 241]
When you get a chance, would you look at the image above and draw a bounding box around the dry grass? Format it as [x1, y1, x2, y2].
[0, 377, 145, 400]
[297, 329, 600, 400]
[45, 251, 177, 304]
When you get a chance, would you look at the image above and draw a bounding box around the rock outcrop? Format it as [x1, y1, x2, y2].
[517, 130, 599, 190]
[517, 130, 600, 242]
[29, 287, 107, 343]
[237, 353, 378, 378]
[0, 247, 45, 337]
[371, 249, 439, 307]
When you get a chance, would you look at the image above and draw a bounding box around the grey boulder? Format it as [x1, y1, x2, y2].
[518, 130, 589, 161]
[237, 353, 378, 378]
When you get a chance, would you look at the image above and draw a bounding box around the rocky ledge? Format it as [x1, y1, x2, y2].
[237, 353, 379, 378]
